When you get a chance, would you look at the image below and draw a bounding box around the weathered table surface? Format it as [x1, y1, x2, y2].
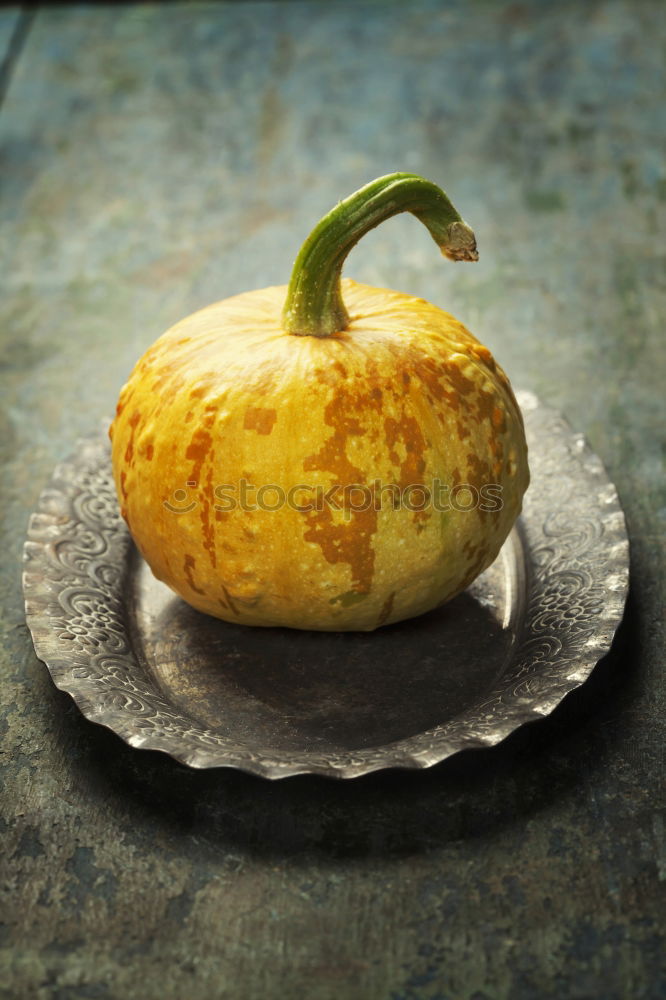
[1, 3, 664, 998]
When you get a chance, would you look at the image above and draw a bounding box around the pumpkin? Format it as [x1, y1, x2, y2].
[110, 173, 529, 631]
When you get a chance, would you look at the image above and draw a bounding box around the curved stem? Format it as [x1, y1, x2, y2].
[282, 172, 478, 338]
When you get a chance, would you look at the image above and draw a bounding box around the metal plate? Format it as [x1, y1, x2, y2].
[22, 391, 629, 779]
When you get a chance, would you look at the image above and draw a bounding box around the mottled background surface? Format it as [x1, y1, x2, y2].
[1, 2, 664, 997]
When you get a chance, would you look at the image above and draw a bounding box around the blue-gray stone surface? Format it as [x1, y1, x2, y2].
[1, 2, 664, 998]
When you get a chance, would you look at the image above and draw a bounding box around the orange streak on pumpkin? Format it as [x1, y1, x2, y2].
[124, 409, 142, 466]
[185, 410, 217, 569]
[402, 348, 478, 417]
[475, 386, 496, 423]
[465, 451, 502, 519]
[466, 452, 492, 487]
[443, 361, 475, 397]
[492, 405, 506, 432]
[243, 406, 277, 435]
[384, 410, 430, 528]
[183, 554, 205, 595]
[469, 343, 494, 366]
[303, 387, 380, 593]
[383, 414, 426, 488]
[185, 426, 212, 467]
[456, 419, 471, 441]
[489, 429, 505, 477]
[221, 585, 239, 616]
[114, 384, 135, 425]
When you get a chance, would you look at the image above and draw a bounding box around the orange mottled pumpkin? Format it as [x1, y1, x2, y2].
[111, 174, 529, 631]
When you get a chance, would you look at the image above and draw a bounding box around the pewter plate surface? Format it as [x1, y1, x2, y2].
[22, 392, 629, 779]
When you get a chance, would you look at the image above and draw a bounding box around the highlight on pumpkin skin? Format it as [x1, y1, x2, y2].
[282, 172, 479, 338]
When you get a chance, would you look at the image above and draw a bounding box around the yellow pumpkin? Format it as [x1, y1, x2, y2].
[110, 174, 529, 631]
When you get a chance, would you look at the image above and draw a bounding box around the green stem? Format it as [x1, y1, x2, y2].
[282, 172, 478, 338]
